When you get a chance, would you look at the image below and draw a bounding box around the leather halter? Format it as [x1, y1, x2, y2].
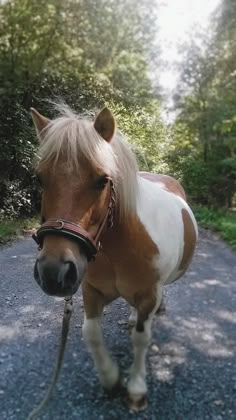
[32, 180, 116, 261]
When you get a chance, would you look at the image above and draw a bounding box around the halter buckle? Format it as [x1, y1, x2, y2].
[54, 220, 64, 230]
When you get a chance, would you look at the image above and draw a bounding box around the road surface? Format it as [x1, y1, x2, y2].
[0, 228, 235, 419]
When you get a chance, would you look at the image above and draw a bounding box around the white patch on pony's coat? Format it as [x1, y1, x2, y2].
[82, 316, 119, 388]
[136, 176, 198, 285]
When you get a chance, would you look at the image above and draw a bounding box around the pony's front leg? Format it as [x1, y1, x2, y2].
[128, 306, 137, 327]
[127, 287, 162, 411]
[82, 280, 120, 392]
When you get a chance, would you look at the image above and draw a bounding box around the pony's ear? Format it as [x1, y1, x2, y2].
[94, 107, 116, 142]
[31, 107, 50, 138]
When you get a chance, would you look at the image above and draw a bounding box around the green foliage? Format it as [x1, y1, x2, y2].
[169, 0, 236, 208]
[194, 207, 236, 249]
[0, 0, 156, 103]
[0, 217, 39, 243]
[109, 100, 168, 172]
[0, 0, 163, 219]
[179, 160, 231, 206]
[2, 0, 234, 227]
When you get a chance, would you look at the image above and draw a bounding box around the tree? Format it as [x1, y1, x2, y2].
[0, 0, 164, 218]
[169, 1, 236, 207]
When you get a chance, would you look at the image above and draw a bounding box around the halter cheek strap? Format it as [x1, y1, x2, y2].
[32, 180, 116, 262]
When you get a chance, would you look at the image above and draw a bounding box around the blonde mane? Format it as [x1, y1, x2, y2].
[37, 104, 138, 218]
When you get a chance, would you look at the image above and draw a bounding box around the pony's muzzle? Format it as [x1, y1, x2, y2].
[34, 256, 84, 297]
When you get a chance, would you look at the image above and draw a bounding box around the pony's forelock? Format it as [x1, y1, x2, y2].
[37, 104, 138, 218]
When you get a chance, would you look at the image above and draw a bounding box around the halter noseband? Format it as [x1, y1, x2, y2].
[32, 180, 116, 261]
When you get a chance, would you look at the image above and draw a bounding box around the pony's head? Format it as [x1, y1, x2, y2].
[31, 104, 137, 297]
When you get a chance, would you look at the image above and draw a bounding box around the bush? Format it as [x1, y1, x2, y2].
[194, 206, 236, 249]
[167, 157, 235, 208]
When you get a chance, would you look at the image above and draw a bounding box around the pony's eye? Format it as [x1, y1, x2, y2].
[95, 175, 108, 190]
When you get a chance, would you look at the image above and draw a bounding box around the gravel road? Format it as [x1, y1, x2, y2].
[0, 228, 235, 420]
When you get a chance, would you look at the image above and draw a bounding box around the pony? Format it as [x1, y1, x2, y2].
[31, 104, 198, 411]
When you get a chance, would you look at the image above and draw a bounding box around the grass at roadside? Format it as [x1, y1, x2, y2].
[0, 217, 39, 244]
[194, 206, 236, 249]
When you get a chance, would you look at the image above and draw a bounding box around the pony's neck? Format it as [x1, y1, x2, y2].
[102, 211, 138, 255]
[100, 209, 158, 273]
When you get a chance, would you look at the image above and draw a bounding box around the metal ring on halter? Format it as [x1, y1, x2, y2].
[54, 220, 64, 230]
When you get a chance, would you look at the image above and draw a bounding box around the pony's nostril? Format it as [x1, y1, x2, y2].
[57, 263, 69, 286]
[34, 258, 79, 296]
[63, 261, 78, 286]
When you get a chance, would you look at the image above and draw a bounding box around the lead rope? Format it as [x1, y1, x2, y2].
[26, 296, 73, 420]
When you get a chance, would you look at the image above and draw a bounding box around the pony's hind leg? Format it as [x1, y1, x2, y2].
[82, 280, 120, 392]
[127, 286, 163, 411]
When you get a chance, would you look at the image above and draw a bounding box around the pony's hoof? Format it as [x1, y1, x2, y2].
[104, 377, 126, 398]
[127, 394, 148, 411]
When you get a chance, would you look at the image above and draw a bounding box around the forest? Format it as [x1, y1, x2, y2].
[0, 0, 235, 243]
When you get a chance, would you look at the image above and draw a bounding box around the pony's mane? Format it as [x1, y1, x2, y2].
[37, 103, 138, 218]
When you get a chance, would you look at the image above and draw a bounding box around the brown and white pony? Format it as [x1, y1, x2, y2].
[31, 105, 198, 411]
